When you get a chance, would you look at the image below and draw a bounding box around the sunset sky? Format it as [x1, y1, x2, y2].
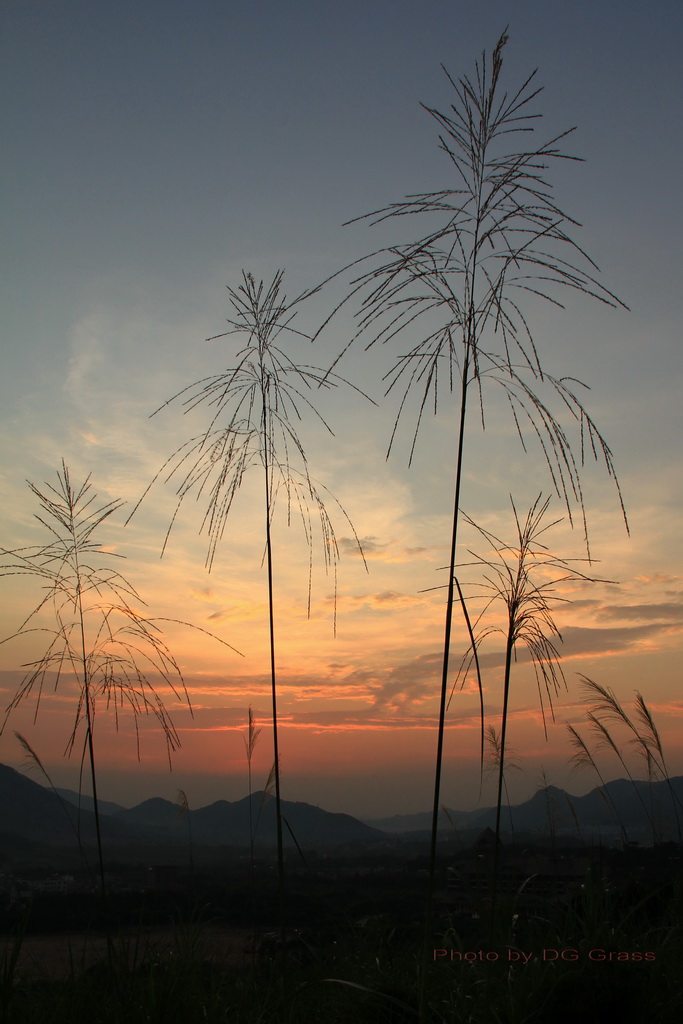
[2, 0, 682, 819]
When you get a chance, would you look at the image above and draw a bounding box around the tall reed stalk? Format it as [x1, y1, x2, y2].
[460, 495, 600, 913]
[133, 270, 366, 940]
[485, 724, 522, 840]
[0, 462, 236, 903]
[176, 788, 194, 877]
[15, 730, 94, 879]
[243, 705, 262, 880]
[320, 35, 627, 1003]
[570, 677, 682, 843]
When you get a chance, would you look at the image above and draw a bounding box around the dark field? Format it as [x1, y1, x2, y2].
[2, 843, 682, 1023]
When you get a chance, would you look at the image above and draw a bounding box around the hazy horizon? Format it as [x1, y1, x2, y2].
[9, 743, 674, 822]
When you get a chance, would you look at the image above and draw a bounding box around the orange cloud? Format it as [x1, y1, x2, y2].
[596, 602, 683, 622]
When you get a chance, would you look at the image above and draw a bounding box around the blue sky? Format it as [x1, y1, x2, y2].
[1, 1, 682, 816]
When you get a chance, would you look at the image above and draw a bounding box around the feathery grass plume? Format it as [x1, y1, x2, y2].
[582, 676, 668, 783]
[243, 705, 262, 879]
[15, 730, 51, 782]
[0, 462, 238, 903]
[317, 33, 627, 992]
[633, 692, 683, 840]
[580, 676, 637, 733]
[538, 766, 559, 855]
[320, 32, 628, 550]
[585, 709, 656, 839]
[581, 675, 662, 833]
[578, 678, 682, 842]
[563, 790, 586, 847]
[485, 724, 522, 839]
[15, 731, 93, 875]
[262, 760, 277, 800]
[176, 788, 194, 876]
[253, 760, 278, 849]
[131, 270, 368, 942]
[633, 692, 665, 766]
[459, 495, 602, 915]
[566, 722, 628, 842]
[439, 803, 465, 847]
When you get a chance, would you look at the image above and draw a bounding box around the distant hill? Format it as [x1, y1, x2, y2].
[112, 791, 384, 847]
[2, 763, 681, 870]
[0, 763, 137, 868]
[54, 788, 124, 817]
[0, 765, 384, 863]
[364, 776, 683, 843]
[0, 763, 97, 845]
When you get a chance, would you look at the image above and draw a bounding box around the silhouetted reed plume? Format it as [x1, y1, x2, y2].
[0, 463, 235, 900]
[319, 34, 627, 1010]
[132, 270, 367, 938]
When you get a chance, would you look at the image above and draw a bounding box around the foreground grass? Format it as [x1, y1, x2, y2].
[2, 877, 682, 1024]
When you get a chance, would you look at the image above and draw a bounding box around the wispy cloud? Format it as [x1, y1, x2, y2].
[339, 536, 439, 563]
[596, 602, 683, 622]
[337, 589, 433, 613]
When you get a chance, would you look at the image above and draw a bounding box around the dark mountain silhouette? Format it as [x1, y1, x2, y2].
[0, 763, 143, 868]
[54, 787, 124, 817]
[0, 763, 98, 845]
[115, 797, 183, 828]
[365, 776, 683, 843]
[2, 764, 681, 867]
[113, 791, 383, 846]
[0, 765, 383, 860]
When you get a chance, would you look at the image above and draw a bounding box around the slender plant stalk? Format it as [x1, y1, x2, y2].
[319, 37, 627, 1009]
[424, 353, 470, 939]
[566, 722, 629, 842]
[538, 766, 558, 861]
[633, 692, 683, 842]
[485, 725, 521, 837]
[583, 677, 660, 838]
[452, 577, 485, 777]
[261, 395, 285, 936]
[254, 760, 278, 843]
[72, 535, 107, 905]
[1, 462, 237, 907]
[457, 495, 603, 921]
[489, 629, 515, 925]
[243, 706, 262, 880]
[15, 731, 93, 879]
[563, 791, 586, 847]
[493, 632, 515, 839]
[573, 678, 683, 843]
[132, 271, 368, 942]
[585, 710, 656, 840]
[176, 789, 194, 877]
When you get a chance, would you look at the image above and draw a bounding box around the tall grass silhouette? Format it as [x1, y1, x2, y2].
[568, 677, 683, 843]
[243, 704, 262, 880]
[176, 788, 194, 877]
[458, 495, 600, 911]
[0, 462, 236, 902]
[566, 722, 630, 843]
[15, 730, 94, 879]
[319, 32, 628, 989]
[132, 270, 367, 938]
[484, 723, 522, 841]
